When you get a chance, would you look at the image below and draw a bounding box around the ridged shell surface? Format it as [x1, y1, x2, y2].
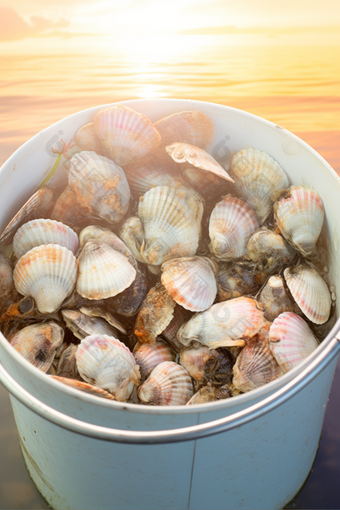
[284, 263, 331, 324]
[139, 185, 204, 266]
[138, 361, 193, 406]
[74, 122, 102, 153]
[247, 227, 295, 274]
[274, 186, 324, 256]
[51, 376, 116, 400]
[230, 148, 289, 223]
[14, 219, 79, 259]
[166, 143, 233, 182]
[269, 312, 319, 373]
[94, 105, 161, 166]
[14, 244, 77, 314]
[68, 151, 131, 224]
[119, 216, 145, 263]
[76, 334, 140, 401]
[161, 256, 217, 311]
[77, 241, 136, 300]
[154, 110, 214, 149]
[177, 296, 267, 349]
[209, 195, 259, 260]
[133, 340, 175, 380]
[9, 322, 64, 372]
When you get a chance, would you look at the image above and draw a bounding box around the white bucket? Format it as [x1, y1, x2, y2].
[0, 99, 339, 510]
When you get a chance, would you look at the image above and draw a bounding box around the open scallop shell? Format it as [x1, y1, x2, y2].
[74, 122, 102, 153]
[13, 219, 79, 259]
[77, 241, 136, 300]
[139, 185, 204, 266]
[274, 186, 324, 256]
[138, 361, 193, 406]
[154, 110, 214, 149]
[161, 256, 218, 311]
[133, 340, 176, 381]
[209, 195, 259, 260]
[14, 244, 77, 314]
[230, 148, 289, 223]
[284, 263, 331, 324]
[94, 105, 161, 166]
[51, 376, 116, 400]
[269, 312, 319, 373]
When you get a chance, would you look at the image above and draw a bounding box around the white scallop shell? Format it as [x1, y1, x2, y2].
[13, 219, 79, 259]
[77, 241, 136, 300]
[284, 263, 331, 324]
[154, 110, 214, 148]
[274, 186, 324, 256]
[74, 122, 102, 153]
[230, 147, 289, 223]
[13, 244, 77, 314]
[139, 185, 204, 266]
[161, 256, 217, 311]
[209, 195, 259, 260]
[138, 361, 193, 406]
[94, 105, 161, 166]
[76, 334, 140, 401]
[133, 340, 175, 380]
[269, 312, 319, 373]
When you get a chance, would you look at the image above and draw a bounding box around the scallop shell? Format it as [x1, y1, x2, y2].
[13, 219, 79, 259]
[154, 110, 214, 149]
[162, 304, 193, 352]
[76, 334, 140, 401]
[166, 143, 234, 183]
[138, 361, 193, 406]
[269, 312, 319, 373]
[79, 306, 126, 334]
[247, 227, 295, 274]
[107, 268, 148, 317]
[56, 344, 79, 379]
[50, 186, 90, 229]
[233, 329, 283, 392]
[79, 225, 137, 268]
[186, 385, 220, 405]
[161, 256, 217, 312]
[274, 186, 324, 256]
[51, 376, 116, 400]
[9, 322, 64, 372]
[0, 187, 54, 248]
[216, 261, 260, 301]
[134, 284, 176, 344]
[119, 216, 145, 264]
[258, 275, 300, 322]
[133, 340, 175, 381]
[284, 263, 331, 324]
[139, 185, 204, 266]
[74, 122, 102, 153]
[209, 195, 259, 260]
[14, 244, 77, 314]
[62, 309, 122, 340]
[230, 148, 289, 223]
[177, 296, 267, 349]
[68, 151, 131, 224]
[179, 346, 233, 391]
[94, 105, 161, 166]
[77, 241, 136, 300]
[0, 254, 13, 301]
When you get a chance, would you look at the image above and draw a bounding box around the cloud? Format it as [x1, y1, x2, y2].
[0, 7, 70, 42]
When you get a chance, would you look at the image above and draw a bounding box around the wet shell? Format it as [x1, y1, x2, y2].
[56, 344, 80, 379]
[50, 186, 90, 229]
[74, 122, 102, 153]
[162, 304, 193, 352]
[247, 227, 295, 274]
[62, 309, 122, 340]
[14, 244, 77, 314]
[209, 195, 259, 260]
[0, 187, 54, 248]
[13, 219, 79, 259]
[177, 296, 267, 349]
[51, 376, 116, 400]
[94, 105, 161, 166]
[79, 225, 137, 268]
[186, 385, 220, 405]
[233, 330, 283, 392]
[76, 334, 140, 401]
[79, 306, 126, 334]
[230, 148, 289, 223]
[68, 151, 131, 224]
[134, 284, 176, 344]
[107, 268, 148, 317]
[138, 361, 193, 406]
[216, 261, 260, 301]
[119, 216, 145, 264]
[133, 340, 176, 381]
[179, 346, 233, 391]
[139, 185, 204, 266]
[154, 110, 214, 149]
[258, 275, 300, 322]
[161, 256, 217, 312]
[166, 143, 234, 183]
[284, 263, 331, 324]
[9, 322, 64, 372]
[269, 312, 319, 373]
[77, 241, 136, 300]
[0, 254, 13, 301]
[274, 186, 324, 256]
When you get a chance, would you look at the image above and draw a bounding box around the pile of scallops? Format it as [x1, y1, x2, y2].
[0, 105, 335, 406]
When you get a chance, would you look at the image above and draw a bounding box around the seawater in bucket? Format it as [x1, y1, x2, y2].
[0, 99, 340, 510]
